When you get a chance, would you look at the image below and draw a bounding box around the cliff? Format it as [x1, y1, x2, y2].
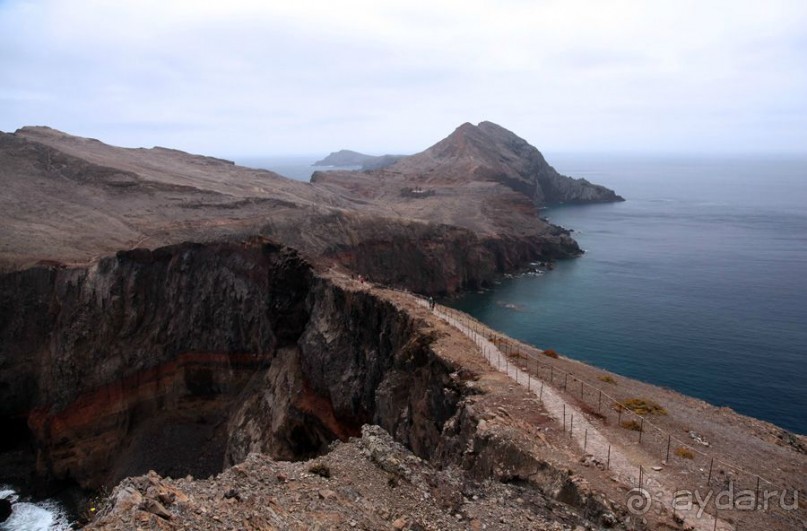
[0, 240, 469, 487]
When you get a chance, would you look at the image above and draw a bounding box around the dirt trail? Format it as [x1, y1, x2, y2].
[420, 299, 733, 531]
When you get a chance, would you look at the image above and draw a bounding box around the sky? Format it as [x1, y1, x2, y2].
[1, 0, 806, 157]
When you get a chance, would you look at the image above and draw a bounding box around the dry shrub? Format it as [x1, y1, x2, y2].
[675, 447, 694, 459]
[543, 349, 559, 359]
[598, 375, 617, 385]
[621, 420, 642, 431]
[614, 398, 667, 416]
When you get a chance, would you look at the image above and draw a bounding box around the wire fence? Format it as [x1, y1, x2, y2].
[389, 288, 804, 531]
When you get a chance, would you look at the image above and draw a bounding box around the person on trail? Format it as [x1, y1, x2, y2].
[428, 296, 435, 310]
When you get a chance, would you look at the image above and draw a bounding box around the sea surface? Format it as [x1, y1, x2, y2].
[246, 154, 807, 435]
[451, 154, 807, 435]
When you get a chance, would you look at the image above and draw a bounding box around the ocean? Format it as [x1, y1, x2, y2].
[450, 154, 807, 436]
[245, 154, 807, 435]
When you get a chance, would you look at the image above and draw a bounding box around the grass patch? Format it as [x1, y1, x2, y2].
[598, 375, 617, 385]
[675, 447, 694, 459]
[614, 398, 667, 416]
[621, 420, 642, 431]
[542, 349, 559, 359]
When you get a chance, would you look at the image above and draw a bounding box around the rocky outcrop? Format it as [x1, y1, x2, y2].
[314, 121, 624, 207]
[322, 224, 580, 295]
[412, 121, 625, 205]
[87, 426, 631, 530]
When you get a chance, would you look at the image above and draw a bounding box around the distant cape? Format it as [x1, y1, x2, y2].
[314, 149, 404, 171]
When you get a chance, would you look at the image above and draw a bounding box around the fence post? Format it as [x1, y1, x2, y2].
[580, 381, 584, 400]
[563, 404, 566, 432]
[755, 476, 760, 509]
[539, 380, 544, 402]
[707, 457, 714, 483]
[598, 390, 602, 413]
[584, 428, 588, 452]
[607, 445, 611, 470]
[665, 434, 671, 462]
[570, 414, 574, 439]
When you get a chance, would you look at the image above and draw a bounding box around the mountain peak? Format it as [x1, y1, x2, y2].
[386, 121, 624, 206]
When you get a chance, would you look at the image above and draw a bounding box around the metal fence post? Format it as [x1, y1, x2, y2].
[666, 434, 671, 462]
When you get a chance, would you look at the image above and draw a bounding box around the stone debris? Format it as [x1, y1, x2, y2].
[688, 430, 710, 447]
[87, 425, 634, 530]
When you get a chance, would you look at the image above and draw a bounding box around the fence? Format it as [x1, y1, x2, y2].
[410, 295, 803, 530]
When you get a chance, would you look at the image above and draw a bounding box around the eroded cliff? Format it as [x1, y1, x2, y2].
[0, 239, 466, 489]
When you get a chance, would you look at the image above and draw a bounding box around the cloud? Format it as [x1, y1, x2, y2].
[1, 0, 806, 155]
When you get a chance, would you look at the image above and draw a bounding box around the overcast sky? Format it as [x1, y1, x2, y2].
[2, 0, 806, 157]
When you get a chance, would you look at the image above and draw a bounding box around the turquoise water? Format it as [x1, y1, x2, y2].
[448, 154, 807, 435]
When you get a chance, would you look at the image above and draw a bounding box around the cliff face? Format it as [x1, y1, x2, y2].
[0, 240, 312, 486]
[0, 240, 467, 488]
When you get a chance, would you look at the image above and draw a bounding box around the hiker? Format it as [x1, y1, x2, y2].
[428, 296, 435, 310]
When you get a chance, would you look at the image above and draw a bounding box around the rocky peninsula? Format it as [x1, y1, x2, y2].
[0, 122, 802, 530]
